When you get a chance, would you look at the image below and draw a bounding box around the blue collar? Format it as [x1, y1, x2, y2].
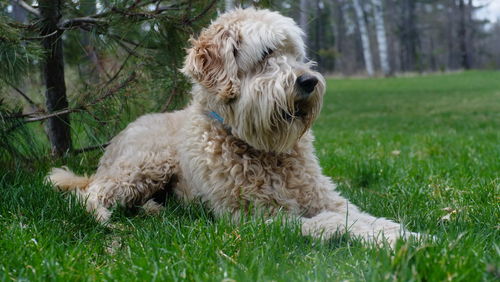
[208, 111, 225, 123]
[208, 111, 232, 134]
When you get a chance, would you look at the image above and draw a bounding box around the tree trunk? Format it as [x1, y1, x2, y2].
[430, 36, 437, 71]
[298, 0, 309, 57]
[446, 0, 456, 69]
[329, 0, 345, 72]
[39, 0, 72, 156]
[352, 0, 374, 76]
[10, 0, 30, 111]
[399, 0, 419, 72]
[371, 0, 390, 76]
[314, 0, 322, 65]
[299, 0, 309, 38]
[458, 0, 471, 69]
[384, 0, 398, 72]
[466, 0, 475, 67]
[225, 0, 234, 11]
[11, 0, 27, 23]
[80, 0, 100, 84]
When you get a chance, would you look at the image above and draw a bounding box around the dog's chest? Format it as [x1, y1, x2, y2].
[184, 128, 318, 213]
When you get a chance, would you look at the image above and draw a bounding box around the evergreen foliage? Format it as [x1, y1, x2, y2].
[0, 0, 219, 164]
[0, 16, 43, 86]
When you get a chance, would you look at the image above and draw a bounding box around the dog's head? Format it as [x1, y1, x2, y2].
[182, 8, 325, 153]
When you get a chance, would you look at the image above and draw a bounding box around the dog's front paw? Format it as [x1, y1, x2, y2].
[399, 230, 436, 243]
[141, 199, 165, 215]
[300, 211, 433, 247]
[377, 229, 435, 248]
[301, 211, 347, 240]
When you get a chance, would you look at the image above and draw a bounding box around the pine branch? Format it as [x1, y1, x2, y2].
[72, 0, 215, 49]
[73, 142, 109, 155]
[6, 21, 37, 30]
[161, 63, 180, 112]
[90, 0, 160, 18]
[90, 1, 187, 19]
[58, 17, 107, 30]
[111, 36, 145, 58]
[15, 0, 40, 17]
[5, 110, 43, 119]
[183, 0, 217, 25]
[93, 72, 137, 105]
[20, 1, 185, 33]
[161, 86, 179, 112]
[9, 72, 137, 124]
[109, 4, 183, 20]
[108, 32, 161, 50]
[104, 46, 142, 87]
[21, 30, 58, 40]
[7, 82, 37, 107]
[23, 108, 81, 123]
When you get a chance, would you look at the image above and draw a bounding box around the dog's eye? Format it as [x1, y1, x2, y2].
[262, 48, 274, 60]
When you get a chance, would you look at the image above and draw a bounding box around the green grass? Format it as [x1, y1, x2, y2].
[1, 71, 499, 281]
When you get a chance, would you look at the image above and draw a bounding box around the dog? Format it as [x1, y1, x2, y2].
[48, 8, 420, 245]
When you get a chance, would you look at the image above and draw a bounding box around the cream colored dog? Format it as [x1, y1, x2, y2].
[48, 8, 419, 244]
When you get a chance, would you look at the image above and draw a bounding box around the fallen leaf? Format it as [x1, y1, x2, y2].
[391, 150, 401, 156]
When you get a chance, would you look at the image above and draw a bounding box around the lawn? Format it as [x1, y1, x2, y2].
[1, 71, 499, 281]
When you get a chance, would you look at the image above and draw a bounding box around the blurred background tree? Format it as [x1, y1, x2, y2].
[1, 0, 499, 165]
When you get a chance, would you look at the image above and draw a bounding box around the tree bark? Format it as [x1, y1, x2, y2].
[225, 0, 234, 11]
[466, 0, 475, 67]
[458, 0, 471, 69]
[371, 0, 390, 76]
[314, 0, 322, 65]
[11, 0, 28, 23]
[399, 0, 419, 71]
[329, 0, 345, 72]
[446, 0, 456, 69]
[430, 36, 437, 71]
[39, 0, 72, 156]
[352, 0, 374, 76]
[80, 0, 100, 84]
[299, 0, 308, 39]
[298, 0, 309, 58]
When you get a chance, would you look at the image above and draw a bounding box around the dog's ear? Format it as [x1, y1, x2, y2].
[182, 25, 240, 102]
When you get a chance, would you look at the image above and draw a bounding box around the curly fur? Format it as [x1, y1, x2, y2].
[47, 8, 420, 244]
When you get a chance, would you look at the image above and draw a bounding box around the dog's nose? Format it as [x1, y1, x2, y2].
[296, 74, 319, 94]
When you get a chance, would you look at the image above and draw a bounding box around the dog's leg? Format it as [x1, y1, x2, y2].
[82, 159, 177, 223]
[63, 184, 112, 223]
[302, 202, 419, 246]
[300, 178, 420, 245]
[141, 198, 165, 215]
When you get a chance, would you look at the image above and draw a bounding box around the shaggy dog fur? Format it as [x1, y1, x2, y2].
[48, 8, 419, 244]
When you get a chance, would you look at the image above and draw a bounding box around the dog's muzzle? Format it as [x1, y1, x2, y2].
[296, 74, 319, 95]
[281, 74, 319, 122]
